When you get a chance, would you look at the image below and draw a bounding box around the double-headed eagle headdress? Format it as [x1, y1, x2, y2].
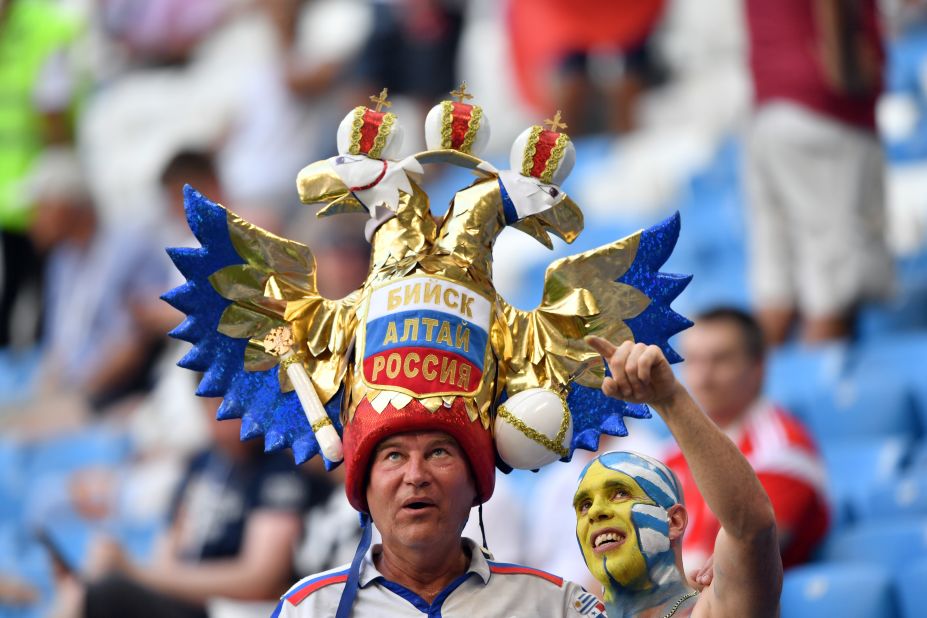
[163, 86, 691, 510]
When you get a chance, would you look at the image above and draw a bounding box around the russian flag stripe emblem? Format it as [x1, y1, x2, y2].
[361, 275, 492, 397]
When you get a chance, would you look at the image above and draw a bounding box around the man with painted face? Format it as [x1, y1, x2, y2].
[579, 336, 782, 617]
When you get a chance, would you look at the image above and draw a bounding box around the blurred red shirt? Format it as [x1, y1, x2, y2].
[664, 401, 830, 570]
[508, 0, 666, 111]
[745, 0, 883, 130]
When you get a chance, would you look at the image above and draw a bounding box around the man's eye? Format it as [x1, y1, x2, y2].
[430, 447, 449, 458]
[578, 500, 591, 514]
[611, 489, 629, 500]
[384, 451, 402, 462]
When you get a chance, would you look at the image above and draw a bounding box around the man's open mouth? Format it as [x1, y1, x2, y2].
[591, 528, 626, 554]
[402, 498, 436, 510]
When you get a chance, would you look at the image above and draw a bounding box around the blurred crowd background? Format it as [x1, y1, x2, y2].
[2, 0, 927, 616]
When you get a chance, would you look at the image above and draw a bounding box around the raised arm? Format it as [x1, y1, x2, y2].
[586, 337, 782, 617]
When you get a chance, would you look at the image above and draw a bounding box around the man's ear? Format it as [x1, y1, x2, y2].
[667, 504, 687, 542]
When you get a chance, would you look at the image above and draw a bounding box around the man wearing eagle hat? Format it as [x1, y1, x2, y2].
[163, 85, 694, 616]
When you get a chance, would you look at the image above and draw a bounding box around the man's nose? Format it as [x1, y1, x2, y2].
[587, 496, 610, 521]
[403, 453, 431, 487]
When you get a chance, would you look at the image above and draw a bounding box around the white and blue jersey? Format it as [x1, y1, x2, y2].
[273, 538, 605, 617]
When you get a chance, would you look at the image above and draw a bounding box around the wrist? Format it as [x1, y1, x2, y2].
[650, 383, 689, 418]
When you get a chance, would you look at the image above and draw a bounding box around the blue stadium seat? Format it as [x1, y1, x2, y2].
[781, 563, 898, 618]
[820, 437, 911, 525]
[858, 249, 927, 338]
[859, 474, 927, 521]
[853, 334, 927, 434]
[805, 370, 919, 443]
[764, 342, 850, 423]
[0, 439, 24, 522]
[0, 347, 41, 407]
[818, 518, 927, 574]
[910, 440, 927, 472]
[22, 427, 131, 479]
[896, 556, 927, 618]
[670, 256, 749, 317]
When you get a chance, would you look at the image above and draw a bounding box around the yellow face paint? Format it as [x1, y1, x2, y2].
[573, 460, 656, 595]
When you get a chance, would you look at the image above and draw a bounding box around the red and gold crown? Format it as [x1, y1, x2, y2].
[336, 88, 404, 160]
[510, 111, 575, 186]
[424, 82, 490, 155]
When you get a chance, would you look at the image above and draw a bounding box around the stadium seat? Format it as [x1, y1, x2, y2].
[896, 556, 927, 618]
[764, 342, 849, 422]
[817, 518, 927, 574]
[0, 439, 24, 522]
[859, 247, 927, 337]
[909, 440, 927, 471]
[820, 437, 911, 525]
[805, 370, 919, 443]
[22, 427, 131, 479]
[859, 474, 927, 521]
[853, 333, 927, 434]
[781, 563, 898, 618]
[0, 347, 41, 407]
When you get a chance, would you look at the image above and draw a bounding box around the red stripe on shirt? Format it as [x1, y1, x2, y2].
[287, 573, 349, 605]
[489, 565, 563, 586]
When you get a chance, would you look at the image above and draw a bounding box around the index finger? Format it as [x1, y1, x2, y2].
[585, 335, 618, 359]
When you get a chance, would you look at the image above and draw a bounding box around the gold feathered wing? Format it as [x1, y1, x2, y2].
[498, 230, 652, 395]
[208, 208, 358, 404]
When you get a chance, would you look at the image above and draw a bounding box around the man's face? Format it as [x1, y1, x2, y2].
[366, 431, 476, 552]
[682, 320, 763, 426]
[573, 460, 657, 592]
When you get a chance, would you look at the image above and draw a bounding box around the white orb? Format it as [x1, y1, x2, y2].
[495, 388, 573, 469]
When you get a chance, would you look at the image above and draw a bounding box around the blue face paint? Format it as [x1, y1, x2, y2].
[574, 451, 692, 618]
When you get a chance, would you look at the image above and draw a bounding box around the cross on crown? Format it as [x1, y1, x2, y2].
[543, 110, 568, 133]
[450, 82, 474, 103]
[369, 88, 392, 112]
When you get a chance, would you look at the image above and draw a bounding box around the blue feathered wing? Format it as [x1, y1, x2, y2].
[501, 211, 692, 458]
[569, 212, 692, 453]
[161, 186, 346, 469]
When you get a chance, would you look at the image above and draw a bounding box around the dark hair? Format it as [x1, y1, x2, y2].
[160, 149, 217, 184]
[693, 306, 765, 361]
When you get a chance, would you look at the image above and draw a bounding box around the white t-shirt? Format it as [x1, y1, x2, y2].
[273, 538, 605, 618]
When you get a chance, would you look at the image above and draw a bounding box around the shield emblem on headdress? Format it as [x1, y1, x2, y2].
[358, 274, 493, 399]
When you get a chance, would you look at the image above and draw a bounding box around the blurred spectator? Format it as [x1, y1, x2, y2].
[51, 397, 313, 618]
[0, 575, 38, 606]
[507, 0, 667, 134]
[665, 307, 830, 575]
[291, 463, 356, 578]
[0, 0, 81, 348]
[216, 0, 370, 228]
[123, 148, 226, 342]
[26, 147, 170, 414]
[744, 0, 894, 344]
[161, 149, 225, 220]
[98, 0, 229, 68]
[312, 216, 372, 300]
[352, 0, 463, 112]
